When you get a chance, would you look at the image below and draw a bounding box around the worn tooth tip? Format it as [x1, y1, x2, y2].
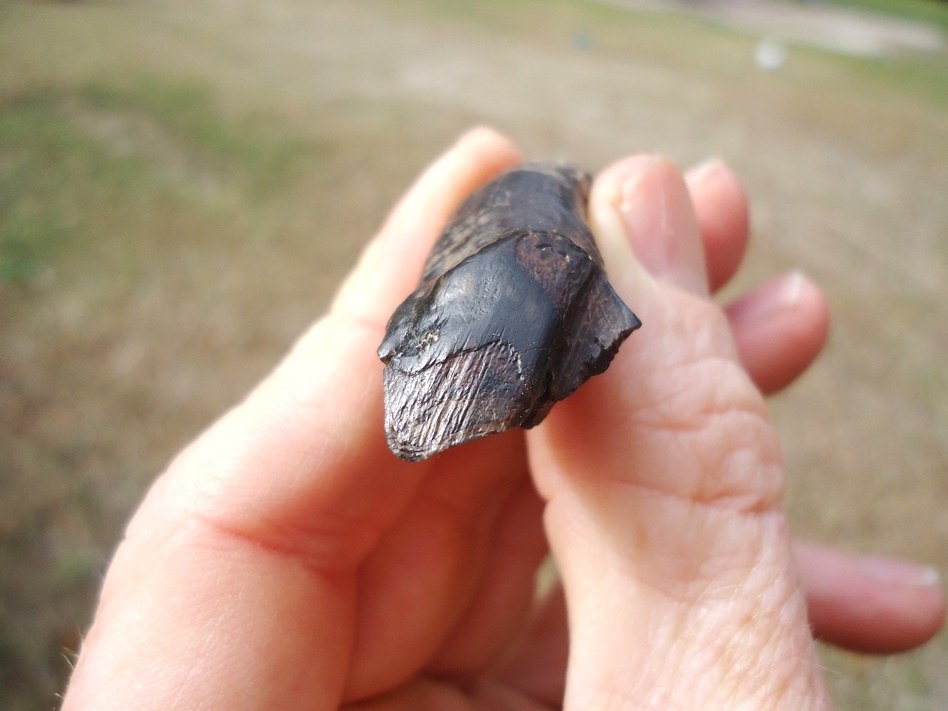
[388, 438, 435, 462]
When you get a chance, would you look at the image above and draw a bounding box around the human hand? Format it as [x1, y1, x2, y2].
[62, 129, 943, 710]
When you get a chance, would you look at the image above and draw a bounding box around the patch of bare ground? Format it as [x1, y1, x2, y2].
[1, 0, 946, 708]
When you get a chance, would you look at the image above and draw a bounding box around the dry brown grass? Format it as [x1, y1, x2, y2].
[1, 0, 946, 708]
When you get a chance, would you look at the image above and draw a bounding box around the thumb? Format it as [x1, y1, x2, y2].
[527, 155, 828, 709]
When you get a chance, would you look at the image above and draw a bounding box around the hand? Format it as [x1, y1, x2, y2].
[62, 129, 943, 709]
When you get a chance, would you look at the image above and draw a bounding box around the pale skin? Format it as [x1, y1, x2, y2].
[62, 129, 944, 709]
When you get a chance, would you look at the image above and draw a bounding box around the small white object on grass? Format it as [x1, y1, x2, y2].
[755, 36, 787, 71]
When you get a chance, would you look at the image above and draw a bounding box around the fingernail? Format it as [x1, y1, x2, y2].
[589, 160, 651, 287]
[858, 556, 941, 588]
[615, 156, 669, 278]
[779, 270, 807, 307]
[616, 155, 661, 213]
[685, 157, 726, 189]
[613, 156, 707, 295]
[732, 271, 809, 322]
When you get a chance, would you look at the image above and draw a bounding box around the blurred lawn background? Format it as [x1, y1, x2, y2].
[1, 0, 946, 708]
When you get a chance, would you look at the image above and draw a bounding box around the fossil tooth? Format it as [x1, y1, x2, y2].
[378, 161, 641, 461]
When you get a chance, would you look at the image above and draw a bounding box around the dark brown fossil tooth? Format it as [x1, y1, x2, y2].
[377, 160, 641, 461]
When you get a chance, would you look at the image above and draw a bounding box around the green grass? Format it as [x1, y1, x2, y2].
[0, 209, 69, 284]
[81, 78, 312, 196]
[1, 92, 93, 283]
[828, 0, 948, 34]
[0, 79, 315, 286]
[845, 49, 948, 106]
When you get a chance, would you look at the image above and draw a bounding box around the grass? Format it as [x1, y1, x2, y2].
[0, 91, 104, 284]
[827, 0, 948, 34]
[1, 0, 946, 708]
[0, 77, 315, 287]
[81, 78, 312, 196]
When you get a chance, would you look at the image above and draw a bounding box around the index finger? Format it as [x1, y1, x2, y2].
[151, 127, 522, 561]
[63, 128, 522, 710]
[333, 127, 523, 327]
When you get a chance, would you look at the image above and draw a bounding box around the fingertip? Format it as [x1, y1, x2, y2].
[454, 125, 522, 161]
[590, 154, 708, 298]
[685, 158, 750, 293]
[727, 271, 830, 394]
[773, 271, 831, 357]
[795, 541, 946, 653]
[384, 125, 523, 245]
[332, 127, 522, 327]
[792, 271, 830, 350]
[588, 154, 656, 296]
